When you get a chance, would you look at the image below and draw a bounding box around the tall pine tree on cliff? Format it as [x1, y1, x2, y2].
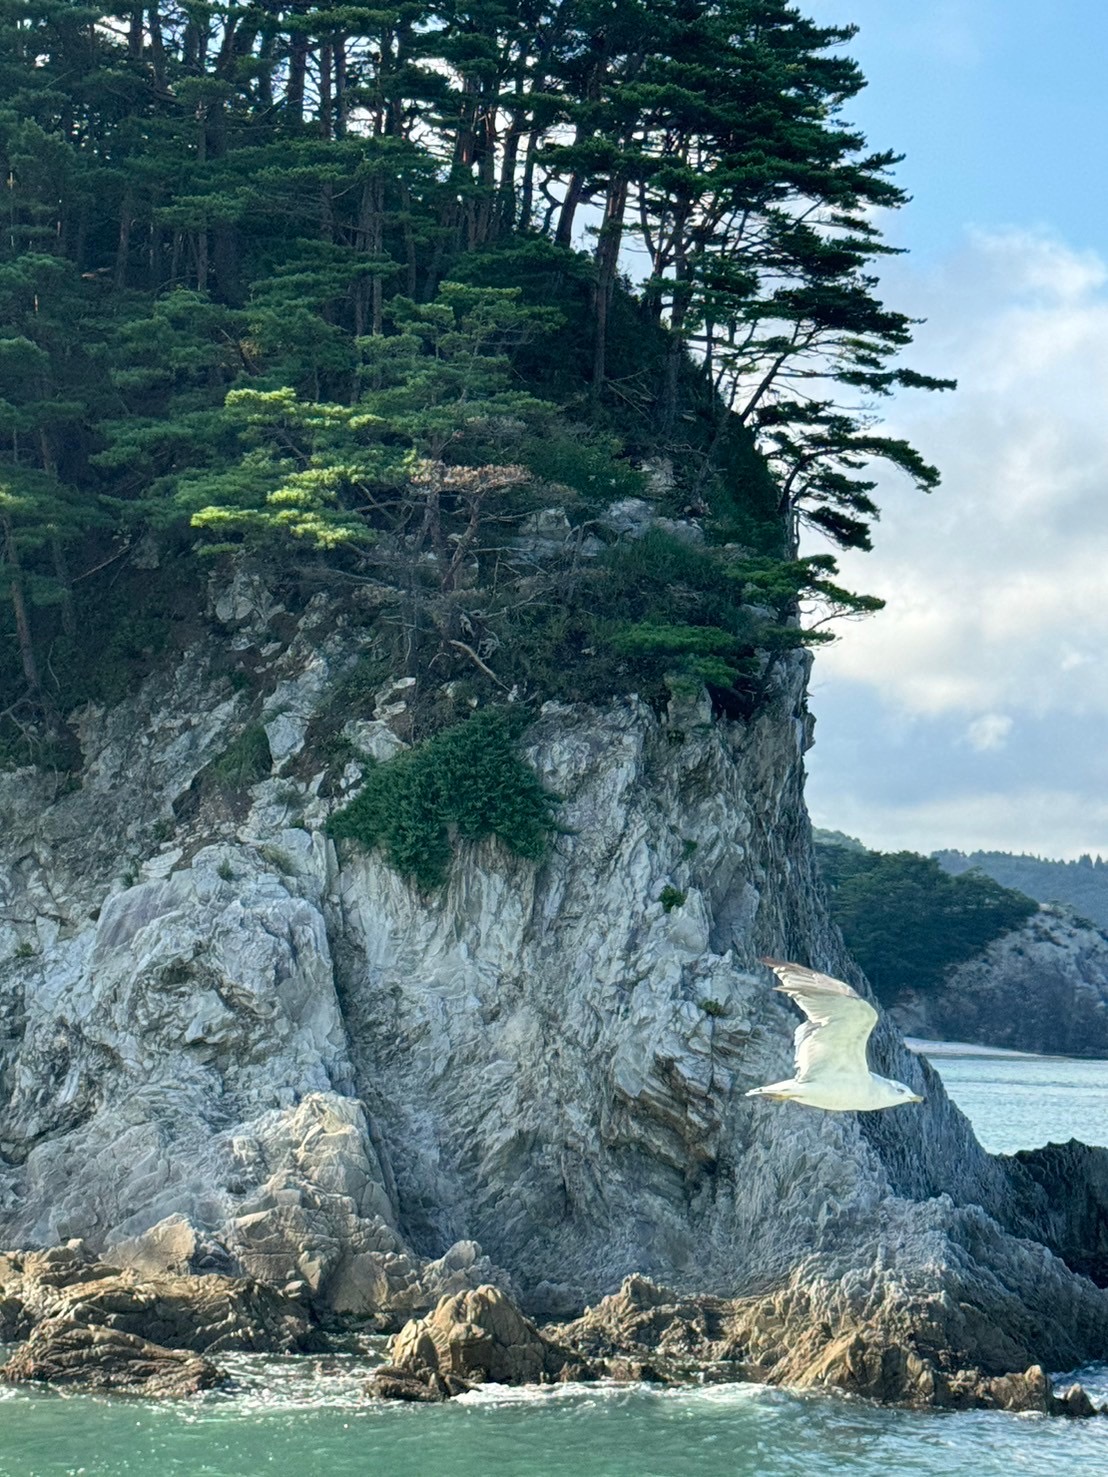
[0, 0, 950, 755]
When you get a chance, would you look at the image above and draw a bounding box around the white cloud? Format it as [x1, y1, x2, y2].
[811, 227, 1108, 724]
[966, 714, 1012, 752]
[804, 226, 1108, 855]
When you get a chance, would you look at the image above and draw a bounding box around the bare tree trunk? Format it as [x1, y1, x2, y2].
[399, 185, 418, 295]
[147, 0, 166, 84]
[287, 34, 308, 122]
[196, 228, 208, 291]
[518, 127, 541, 230]
[554, 171, 587, 248]
[660, 210, 691, 433]
[495, 110, 525, 237]
[318, 40, 332, 137]
[335, 37, 348, 136]
[3, 518, 43, 698]
[51, 538, 77, 638]
[114, 191, 133, 288]
[195, 102, 208, 290]
[590, 174, 628, 400]
[256, 28, 276, 108]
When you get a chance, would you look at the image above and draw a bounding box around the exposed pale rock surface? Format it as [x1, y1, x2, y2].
[0, 568, 1107, 1401]
[385, 1284, 579, 1387]
[0, 1242, 314, 1351]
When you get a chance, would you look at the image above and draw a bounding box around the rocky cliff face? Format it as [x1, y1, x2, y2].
[891, 908, 1108, 1056]
[1, 568, 1106, 1379]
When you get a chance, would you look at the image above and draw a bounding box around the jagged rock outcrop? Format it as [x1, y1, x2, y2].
[0, 1241, 314, 1352]
[891, 906, 1108, 1056]
[1, 565, 1107, 1401]
[1006, 1141, 1108, 1287]
[551, 1273, 1101, 1415]
[374, 1276, 1102, 1416]
[367, 1284, 586, 1400]
[1, 1317, 226, 1396]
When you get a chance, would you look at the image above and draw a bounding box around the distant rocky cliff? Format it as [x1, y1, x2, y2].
[891, 907, 1108, 1057]
[2, 566, 1108, 1388]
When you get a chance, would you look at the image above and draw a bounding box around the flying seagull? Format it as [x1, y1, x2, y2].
[745, 958, 924, 1112]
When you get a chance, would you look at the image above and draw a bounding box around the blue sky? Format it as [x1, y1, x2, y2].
[796, 3, 1108, 858]
[808, 0, 1108, 261]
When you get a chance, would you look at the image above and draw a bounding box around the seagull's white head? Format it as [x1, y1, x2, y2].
[892, 1081, 925, 1104]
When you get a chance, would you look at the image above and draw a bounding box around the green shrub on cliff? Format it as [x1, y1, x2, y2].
[207, 725, 273, 791]
[328, 708, 557, 889]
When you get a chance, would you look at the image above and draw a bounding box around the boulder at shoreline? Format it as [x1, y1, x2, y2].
[366, 1284, 591, 1400]
[1, 1317, 226, 1397]
[0, 1241, 317, 1353]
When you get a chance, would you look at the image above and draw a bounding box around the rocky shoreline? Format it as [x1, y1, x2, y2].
[0, 1245, 1102, 1417]
[890, 906, 1108, 1058]
[368, 1278, 1102, 1418]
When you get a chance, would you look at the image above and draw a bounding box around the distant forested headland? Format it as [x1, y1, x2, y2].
[812, 831, 1038, 1006]
[0, 0, 950, 767]
[935, 850, 1108, 930]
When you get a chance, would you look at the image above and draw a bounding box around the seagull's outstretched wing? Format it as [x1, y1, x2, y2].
[760, 958, 878, 1084]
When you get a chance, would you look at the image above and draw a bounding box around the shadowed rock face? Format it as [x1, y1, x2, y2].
[1006, 1141, 1108, 1287]
[0, 571, 1107, 1400]
[891, 908, 1108, 1058]
[1, 1317, 226, 1397]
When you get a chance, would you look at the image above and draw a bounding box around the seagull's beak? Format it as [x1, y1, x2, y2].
[910, 1093, 925, 1103]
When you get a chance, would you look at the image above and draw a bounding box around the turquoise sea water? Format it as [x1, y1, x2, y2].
[2, 1049, 1107, 1477]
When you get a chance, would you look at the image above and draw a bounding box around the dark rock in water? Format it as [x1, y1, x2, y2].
[0, 1242, 317, 1353]
[366, 1363, 466, 1402]
[370, 1285, 589, 1400]
[1057, 1382, 1099, 1418]
[1006, 1140, 1108, 1287]
[1, 1317, 226, 1397]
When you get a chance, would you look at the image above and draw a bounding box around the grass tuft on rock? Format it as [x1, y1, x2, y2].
[208, 724, 272, 789]
[328, 708, 556, 890]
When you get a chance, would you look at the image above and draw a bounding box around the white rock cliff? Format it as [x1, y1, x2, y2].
[0, 572, 1105, 1375]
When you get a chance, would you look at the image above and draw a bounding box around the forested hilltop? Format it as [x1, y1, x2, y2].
[812, 831, 1038, 1007]
[936, 850, 1108, 929]
[813, 831, 1108, 1055]
[0, 0, 949, 781]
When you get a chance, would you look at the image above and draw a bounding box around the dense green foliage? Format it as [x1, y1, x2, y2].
[0, 0, 950, 763]
[328, 708, 557, 888]
[815, 840, 1039, 1005]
